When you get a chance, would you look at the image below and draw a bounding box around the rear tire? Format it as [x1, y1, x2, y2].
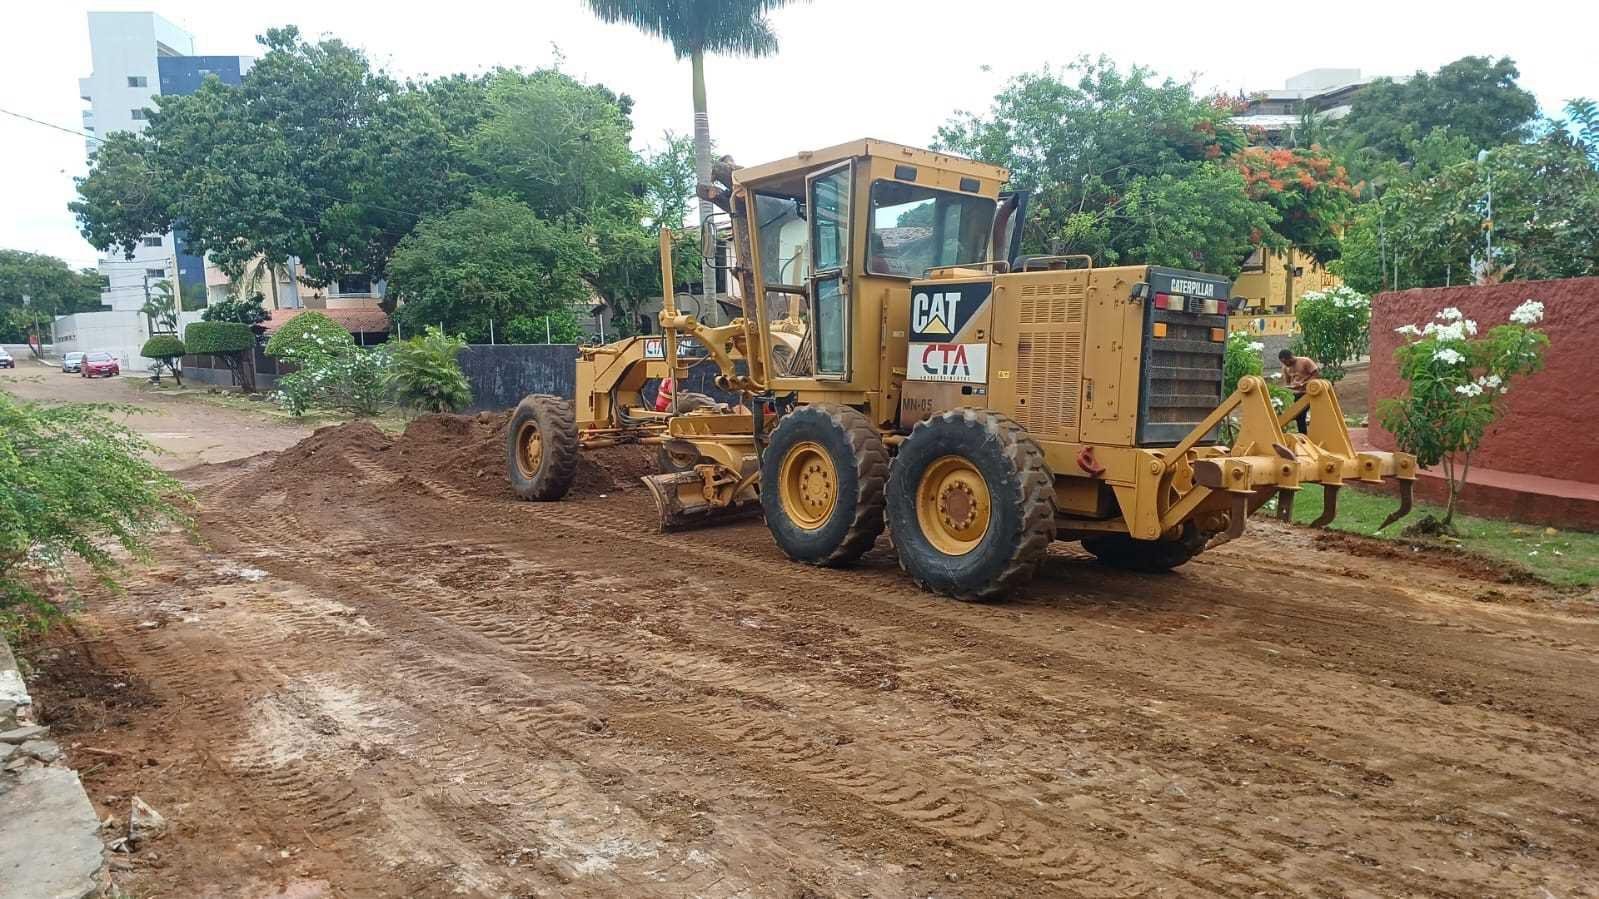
[1082, 523, 1207, 572]
[507, 394, 578, 501]
[886, 409, 1056, 601]
[760, 404, 888, 566]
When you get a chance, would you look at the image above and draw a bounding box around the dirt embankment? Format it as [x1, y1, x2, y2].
[24, 416, 1599, 899]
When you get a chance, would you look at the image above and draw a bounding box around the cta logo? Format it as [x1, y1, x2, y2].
[908, 342, 988, 383]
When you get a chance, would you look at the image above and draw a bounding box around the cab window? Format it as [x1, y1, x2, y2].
[754, 193, 809, 287]
[867, 182, 996, 278]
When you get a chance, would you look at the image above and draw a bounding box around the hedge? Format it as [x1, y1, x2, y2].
[184, 321, 254, 354]
[140, 334, 186, 360]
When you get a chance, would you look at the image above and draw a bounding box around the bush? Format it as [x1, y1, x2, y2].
[140, 334, 186, 360]
[184, 321, 254, 354]
[387, 326, 472, 413]
[1293, 285, 1370, 381]
[274, 347, 391, 417]
[265, 312, 354, 364]
[0, 392, 190, 638]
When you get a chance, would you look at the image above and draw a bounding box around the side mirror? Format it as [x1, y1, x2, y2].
[700, 219, 718, 260]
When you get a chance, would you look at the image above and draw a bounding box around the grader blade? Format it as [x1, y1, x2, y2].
[642, 470, 761, 532]
[1377, 478, 1416, 532]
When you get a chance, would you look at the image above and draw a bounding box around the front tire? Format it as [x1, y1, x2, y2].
[507, 394, 578, 501]
[886, 409, 1056, 601]
[760, 404, 888, 566]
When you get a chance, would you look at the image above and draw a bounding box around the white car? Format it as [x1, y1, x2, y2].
[0, 348, 14, 369]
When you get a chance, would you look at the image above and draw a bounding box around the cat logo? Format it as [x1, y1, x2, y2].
[911, 291, 961, 337]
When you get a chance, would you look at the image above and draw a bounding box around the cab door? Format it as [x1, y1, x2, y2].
[806, 161, 853, 380]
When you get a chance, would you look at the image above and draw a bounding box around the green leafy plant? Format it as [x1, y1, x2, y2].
[140, 334, 187, 386]
[1377, 300, 1549, 530]
[201, 294, 270, 327]
[386, 326, 472, 413]
[0, 392, 191, 639]
[1221, 331, 1293, 440]
[185, 321, 257, 392]
[1293, 285, 1371, 381]
[264, 311, 354, 365]
[273, 346, 390, 417]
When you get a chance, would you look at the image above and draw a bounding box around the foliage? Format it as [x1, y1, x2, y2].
[388, 195, 599, 342]
[141, 279, 179, 334]
[1336, 56, 1538, 169]
[184, 321, 257, 391]
[935, 58, 1347, 276]
[1223, 331, 1266, 398]
[0, 250, 104, 344]
[264, 311, 355, 364]
[273, 346, 390, 417]
[584, 1, 790, 59]
[505, 310, 583, 344]
[1292, 285, 1370, 381]
[200, 294, 270, 326]
[0, 392, 190, 637]
[1377, 302, 1549, 527]
[139, 335, 186, 360]
[386, 326, 472, 413]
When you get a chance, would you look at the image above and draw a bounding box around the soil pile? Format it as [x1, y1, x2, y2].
[237, 421, 393, 501]
[389, 412, 659, 499]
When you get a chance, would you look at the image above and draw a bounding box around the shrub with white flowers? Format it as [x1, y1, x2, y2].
[1293, 284, 1371, 382]
[265, 312, 391, 417]
[1377, 299, 1550, 530]
[1221, 331, 1296, 440]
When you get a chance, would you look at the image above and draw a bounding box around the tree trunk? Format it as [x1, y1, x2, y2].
[691, 48, 716, 324]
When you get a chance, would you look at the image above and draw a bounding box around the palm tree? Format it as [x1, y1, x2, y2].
[585, 1, 799, 318]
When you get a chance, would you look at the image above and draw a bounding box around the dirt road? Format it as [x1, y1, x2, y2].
[28, 412, 1599, 898]
[0, 357, 311, 468]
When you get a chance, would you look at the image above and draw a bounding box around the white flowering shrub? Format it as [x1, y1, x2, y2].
[1221, 331, 1296, 440]
[1293, 285, 1371, 381]
[265, 313, 391, 417]
[1377, 299, 1550, 528]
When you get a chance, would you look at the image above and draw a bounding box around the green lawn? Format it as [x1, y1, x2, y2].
[1285, 485, 1599, 588]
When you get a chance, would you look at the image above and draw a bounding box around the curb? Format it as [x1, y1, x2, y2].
[0, 636, 107, 899]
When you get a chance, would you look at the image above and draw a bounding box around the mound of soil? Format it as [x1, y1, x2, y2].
[389, 412, 660, 500]
[1312, 531, 1545, 586]
[238, 421, 393, 502]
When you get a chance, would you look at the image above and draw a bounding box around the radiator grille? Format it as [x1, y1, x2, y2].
[1013, 282, 1086, 438]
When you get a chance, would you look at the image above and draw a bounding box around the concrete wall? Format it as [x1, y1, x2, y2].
[1368, 277, 1599, 484]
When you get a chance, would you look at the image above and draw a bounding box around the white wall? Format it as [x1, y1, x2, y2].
[53, 309, 205, 373]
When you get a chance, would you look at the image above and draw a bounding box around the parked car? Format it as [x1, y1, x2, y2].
[0, 348, 14, 369]
[61, 351, 85, 373]
[81, 351, 120, 378]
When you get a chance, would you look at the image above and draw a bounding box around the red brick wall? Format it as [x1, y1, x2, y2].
[1368, 277, 1599, 484]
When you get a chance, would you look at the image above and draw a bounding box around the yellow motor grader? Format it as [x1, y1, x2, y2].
[507, 138, 1415, 599]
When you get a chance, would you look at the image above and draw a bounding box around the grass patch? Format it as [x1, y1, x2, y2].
[1287, 485, 1599, 588]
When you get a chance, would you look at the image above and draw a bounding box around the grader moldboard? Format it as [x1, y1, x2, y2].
[507, 139, 1416, 600]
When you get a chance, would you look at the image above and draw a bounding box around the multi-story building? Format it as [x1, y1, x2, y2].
[78, 12, 252, 312]
[1230, 68, 1372, 145]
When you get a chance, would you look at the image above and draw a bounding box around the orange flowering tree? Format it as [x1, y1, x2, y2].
[1234, 146, 1359, 262]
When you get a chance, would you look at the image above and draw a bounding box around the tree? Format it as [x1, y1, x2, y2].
[201, 294, 270, 328]
[1338, 56, 1538, 170]
[140, 334, 187, 386]
[1379, 302, 1549, 530]
[935, 59, 1349, 277]
[0, 251, 105, 347]
[387, 195, 599, 342]
[264, 311, 354, 365]
[141, 279, 179, 335]
[584, 0, 800, 316]
[185, 321, 257, 392]
[1, 393, 189, 638]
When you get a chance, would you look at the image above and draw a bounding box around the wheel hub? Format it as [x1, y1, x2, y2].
[517, 422, 543, 477]
[779, 441, 838, 528]
[916, 455, 991, 556]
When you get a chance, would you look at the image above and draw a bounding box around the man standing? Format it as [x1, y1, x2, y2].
[1278, 348, 1321, 433]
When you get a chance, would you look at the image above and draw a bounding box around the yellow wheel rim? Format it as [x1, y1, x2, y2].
[916, 455, 991, 556]
[778, 441, 838, 529]
[515, 420, 543, 479]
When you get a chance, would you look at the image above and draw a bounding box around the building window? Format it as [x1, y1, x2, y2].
[146, 268, 165, 278]
[142, 236, 163, 248]
[127, 75, 149, 88]
[130, 108, 150, 121]
[336, 275, 372, 296]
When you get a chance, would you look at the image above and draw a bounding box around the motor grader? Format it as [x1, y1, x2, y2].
[507, 138, 1416, 599]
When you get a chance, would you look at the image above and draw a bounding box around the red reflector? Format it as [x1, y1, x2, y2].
[1153, 293, 1171, 309]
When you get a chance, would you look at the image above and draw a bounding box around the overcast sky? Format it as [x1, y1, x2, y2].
[2, 0, 1592, 270]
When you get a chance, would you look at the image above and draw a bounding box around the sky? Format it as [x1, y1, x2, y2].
[1, 0, 1593, 270]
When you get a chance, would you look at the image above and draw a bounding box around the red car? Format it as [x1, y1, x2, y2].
[81, 351, 121, 378]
